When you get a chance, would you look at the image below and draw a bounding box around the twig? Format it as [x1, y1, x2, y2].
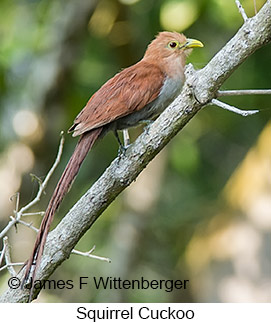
[72, 246, 111, 263]
[218, 89, 271, 96]
[235, 0, 248, 21]
[0, 132, 65, 239]
[211, 98, 259, 116]
[14, 192, 19, 213]
[3, 237, 17, 276]
[19, 132, 65, 214]
[21, 212, 45, 217]
[11, 193, 20, 233]
[0, 218, 16, 238]
[0, 262, 25, 273]
[0, 235, 31, 274]
[254, 0, 257, 15]
[0, 242, 7, 267]
[17, 220, 39, 232]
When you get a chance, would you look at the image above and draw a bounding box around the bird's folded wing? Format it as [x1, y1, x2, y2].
[69, 61, 165, 136]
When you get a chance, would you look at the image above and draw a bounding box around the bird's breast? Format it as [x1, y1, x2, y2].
[114, 76, 183, 131]
[142, 75, 184, 117]
[157, 76, 184, 110]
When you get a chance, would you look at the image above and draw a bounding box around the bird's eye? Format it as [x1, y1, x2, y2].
[168, 41, 179, 49]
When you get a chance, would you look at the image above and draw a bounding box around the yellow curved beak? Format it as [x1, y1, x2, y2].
[184, 38, 204, 48]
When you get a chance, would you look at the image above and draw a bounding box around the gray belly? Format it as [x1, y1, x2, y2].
[115, 76, 183, 130]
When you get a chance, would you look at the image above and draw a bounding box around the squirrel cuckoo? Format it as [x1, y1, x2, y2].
[23, 31, 203, 294]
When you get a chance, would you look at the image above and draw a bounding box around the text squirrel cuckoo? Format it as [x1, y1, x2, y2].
[23, 31, 203, 293]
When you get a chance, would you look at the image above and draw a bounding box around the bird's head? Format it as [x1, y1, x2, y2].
[143, 31, 203, 64]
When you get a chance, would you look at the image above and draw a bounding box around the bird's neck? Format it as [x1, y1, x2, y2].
[163, 55, 186, 81]
[143, 55, 186, 82]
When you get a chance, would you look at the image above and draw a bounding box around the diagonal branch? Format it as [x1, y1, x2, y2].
[1, 1, 270, 303]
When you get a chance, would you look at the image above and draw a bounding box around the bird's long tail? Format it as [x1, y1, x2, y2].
[23, 127, 103, 294]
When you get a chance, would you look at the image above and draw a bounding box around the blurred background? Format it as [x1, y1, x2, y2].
[0, 0, 270, 302]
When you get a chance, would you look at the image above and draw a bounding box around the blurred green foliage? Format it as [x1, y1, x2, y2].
[0, 0, 270, 302]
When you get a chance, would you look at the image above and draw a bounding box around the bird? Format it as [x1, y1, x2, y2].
[22, 31, 203, 297]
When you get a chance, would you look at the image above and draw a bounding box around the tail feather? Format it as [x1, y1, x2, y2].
[23, 128, 103, 296]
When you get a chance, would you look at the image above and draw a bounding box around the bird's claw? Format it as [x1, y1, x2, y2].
[140, 119, 154, 126]
[118, 143, 131, 157]
[140, 119, 154, 135]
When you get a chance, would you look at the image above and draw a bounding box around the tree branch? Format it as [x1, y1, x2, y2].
[2, 237, 17, 277]
[218, 89, 271, 96]
[211, 98, 259, 116]
[72, 246, 111, 263]
[1, 1, 270, 303]
[235, 0, 248, 21]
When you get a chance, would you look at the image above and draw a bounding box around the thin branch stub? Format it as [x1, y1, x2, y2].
[72, 246, 111, 263]
[211, 99, 259, 116]
[235, 0, 248, 21]
[218, 89, 271, 96]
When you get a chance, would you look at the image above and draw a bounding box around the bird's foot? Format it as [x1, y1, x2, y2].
[117, 143, 131, 157]
[140, 119, 154, 135]
[140, 119, 154, 127]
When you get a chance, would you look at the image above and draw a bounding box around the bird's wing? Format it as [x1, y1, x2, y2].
[69, 61, 165, 136]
